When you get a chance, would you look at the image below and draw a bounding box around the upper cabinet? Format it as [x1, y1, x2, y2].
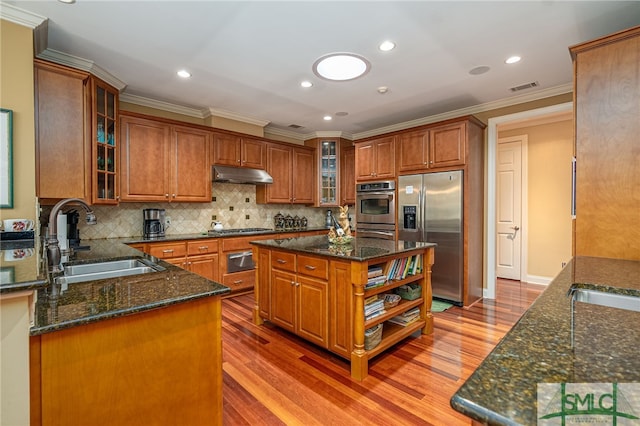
[120, 114, 211, 202]
[212, 133, 266, 169]
[397, 121, 466, 173]
[257, 143, 315, 205]
[92, 78, 119, 204]
[35, 59, 120, 205]
[570, 26, 640, 261]
[340, 145, 355, 206]
[354, 136, 395, 181]
[305, 137, 353, 207]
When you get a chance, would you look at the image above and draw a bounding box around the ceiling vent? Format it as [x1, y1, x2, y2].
[288, 124, 304, 129]
[509, 81, 540, 92]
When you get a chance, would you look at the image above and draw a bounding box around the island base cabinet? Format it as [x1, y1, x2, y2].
[30, 297, 223, 426]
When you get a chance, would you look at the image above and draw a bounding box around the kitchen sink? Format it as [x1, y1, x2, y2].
[54, 258, 166, 285]
[570, 288, 640, 312]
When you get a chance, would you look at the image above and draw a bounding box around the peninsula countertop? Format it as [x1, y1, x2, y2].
[29, 238, 230, 335]
[450, 256, 640, 425]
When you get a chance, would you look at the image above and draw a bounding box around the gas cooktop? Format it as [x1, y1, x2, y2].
[207, 228, 273, 236]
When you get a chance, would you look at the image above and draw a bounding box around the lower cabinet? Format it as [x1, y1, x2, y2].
[141, 240, 219, 282]
[269, 251, 328, 348]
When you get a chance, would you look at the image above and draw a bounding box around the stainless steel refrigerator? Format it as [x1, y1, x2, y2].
[397, 171, 463, 305]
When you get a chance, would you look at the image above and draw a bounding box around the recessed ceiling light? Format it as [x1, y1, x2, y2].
[323, 115, 333, 121]
[177, 70, 191, 78]
[377, 86, 389, 94]
[379, 41, 396, 51]
[313, 53, 371, 81]
[505, 56, 521, 64]
[300, 81, 313, 88]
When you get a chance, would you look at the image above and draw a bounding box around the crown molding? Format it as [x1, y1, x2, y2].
[263, 127, 355, 142]
[351, 83, 573, 140]
[37, 48, 127, 91]
[205, 107, 270, 128]
[120, 93, 206, 118]
[0, 2, 46, 28]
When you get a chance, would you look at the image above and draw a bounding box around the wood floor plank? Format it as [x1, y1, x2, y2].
[221, 280, 543, 425]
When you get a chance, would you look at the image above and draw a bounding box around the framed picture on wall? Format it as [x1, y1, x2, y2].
[1, 108, 13, 208]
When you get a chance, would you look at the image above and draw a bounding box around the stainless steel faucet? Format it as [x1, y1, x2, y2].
[47, 198, 97, 272]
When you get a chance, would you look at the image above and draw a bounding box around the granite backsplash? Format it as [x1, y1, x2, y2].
[40, 183, 334, 240]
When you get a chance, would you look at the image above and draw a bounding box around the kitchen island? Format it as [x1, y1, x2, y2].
[27, 239, 230, 426]
[450, 256, 640, 425]
[251, 235, 436, 380]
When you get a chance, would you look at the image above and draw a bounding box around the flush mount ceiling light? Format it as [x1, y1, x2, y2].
[313, 53, 371, 82]
[379, 40, 396, 51]
[323, 115, 333, 121]
[505, 56, 522, 64]
[300, 80, 313, 88]
[177, 70, 191, 78]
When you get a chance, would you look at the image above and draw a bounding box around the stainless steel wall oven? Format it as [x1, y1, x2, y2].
[355, 180, 396, 240]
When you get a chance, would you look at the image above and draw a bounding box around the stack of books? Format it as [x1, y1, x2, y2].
[387, 307, 420, 326]
[366, 265, 386, 290]
[364, 295, 385, 321]
[385, 254, 423, 281]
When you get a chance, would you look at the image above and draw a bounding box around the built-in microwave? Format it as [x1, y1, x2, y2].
[355, 180, 396, 227]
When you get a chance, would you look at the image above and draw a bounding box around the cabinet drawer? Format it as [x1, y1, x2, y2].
[187, 239, 219, 255]
[271, 251, 296, 272]
[222, 270, 255, 292]
[147, 242, 187, 259]
[297, 255, 329, 280]
[222, 236, 254, 252]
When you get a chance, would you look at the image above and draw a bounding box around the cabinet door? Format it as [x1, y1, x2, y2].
[374, 136, 396, 179]
[257, 249, 271, 319]
[429, 122, 465, 168]
[355, 141, 376, 180]
[188, 254, 219, 281]
[172, 125, 211, 202]
[397, 129, 429, 173]
[270, 269, 296, 332]
[242, 138, 266, 169]
[296, 276, 328, 348]
[92, 78, 119, 205]
[35, 60, 90, 201]
[120, 116, 171, 201]
[292, 147, 315, 204]
[329, 260, 352, 358]
[340, 146, 355, 205]
[259, 144, 292, 203]
[212, 133, 242, 166]
[318, 139, 339, 206]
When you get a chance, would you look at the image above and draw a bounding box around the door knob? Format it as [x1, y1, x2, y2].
[511, 226, 520, 231]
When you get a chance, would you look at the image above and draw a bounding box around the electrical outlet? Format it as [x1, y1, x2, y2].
[165, 217, 171, 226]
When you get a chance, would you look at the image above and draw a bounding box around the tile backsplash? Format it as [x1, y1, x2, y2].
[41, 183, 333, 240]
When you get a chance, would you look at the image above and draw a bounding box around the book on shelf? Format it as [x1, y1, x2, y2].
[365, 309, 386, 321]
[368, 265, 383, 278]
[387, 307, 421, 326]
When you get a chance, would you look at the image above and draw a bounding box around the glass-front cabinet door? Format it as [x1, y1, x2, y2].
[319, 139, 338, 206]
[92, 78, 119, 204]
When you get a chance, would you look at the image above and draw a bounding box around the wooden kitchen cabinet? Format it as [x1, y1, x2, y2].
[213, 133, 266, 169]
[570, 26, 640, 261]
[120, 113, 211, 202]
[35, 59, 119, 205]
[257, 143, 316, 204]
[397, 122, 466, 173]
[268, 250, 328, 348]
[340, 145, 356, 205]
[354, 136, 395, 181]
[143, 239, 219, 282]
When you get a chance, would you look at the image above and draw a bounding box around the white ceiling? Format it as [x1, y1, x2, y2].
[3, 1, 640, 139]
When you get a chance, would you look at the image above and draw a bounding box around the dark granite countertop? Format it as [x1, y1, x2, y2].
[450, 256, 640, 425]
[0, 238, 47, 294]
[28, 239, 230, 335]
[251, 235, 436, 261]
[124, 227, 327, 244]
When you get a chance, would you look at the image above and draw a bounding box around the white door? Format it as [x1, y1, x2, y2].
[496, 139, 523, 280]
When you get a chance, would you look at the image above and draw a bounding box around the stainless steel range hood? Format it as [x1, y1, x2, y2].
[212, 165, 273, 184]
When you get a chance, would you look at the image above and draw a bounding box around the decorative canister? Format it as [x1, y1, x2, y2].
[301, 216, 308, 229]
[274, 212, 285, 230]
[293, 215, 301, 230]
[284, 214, 294, 230]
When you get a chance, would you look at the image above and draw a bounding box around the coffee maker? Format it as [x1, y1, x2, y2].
[143, 209, 166, 239]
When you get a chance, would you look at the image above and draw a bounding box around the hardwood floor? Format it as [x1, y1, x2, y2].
[221, 279, 544, 425]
